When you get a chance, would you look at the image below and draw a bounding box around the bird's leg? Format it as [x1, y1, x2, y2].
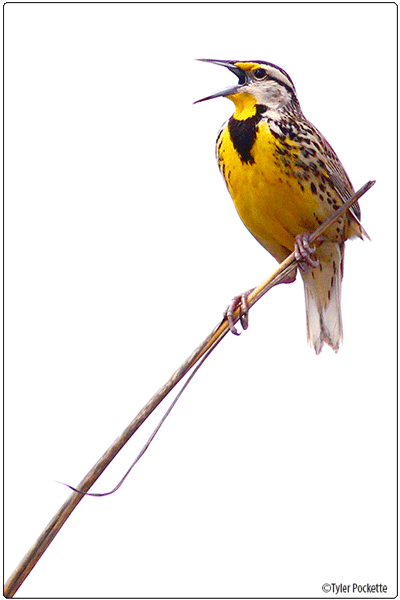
[224, 269, 297, 335]
[294, 233, 319, 272]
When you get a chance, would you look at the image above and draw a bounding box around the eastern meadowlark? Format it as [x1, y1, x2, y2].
[196, 59, 368, 354]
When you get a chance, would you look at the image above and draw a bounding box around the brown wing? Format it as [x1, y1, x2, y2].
[313, 129, 368, 238]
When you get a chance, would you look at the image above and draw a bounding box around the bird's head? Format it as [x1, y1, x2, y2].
[195, 59, 298, 118]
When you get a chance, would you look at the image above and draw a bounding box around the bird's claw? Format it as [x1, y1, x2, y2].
[294, 233, 319, 272]
[224, 290, 253, 335]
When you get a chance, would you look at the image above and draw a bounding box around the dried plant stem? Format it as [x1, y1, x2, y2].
[4, 180, 374, 598]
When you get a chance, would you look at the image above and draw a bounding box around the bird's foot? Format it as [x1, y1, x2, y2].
[294, 233, 319, 272]
[224, 289, 254, 336]
[225, 270, 297, 336]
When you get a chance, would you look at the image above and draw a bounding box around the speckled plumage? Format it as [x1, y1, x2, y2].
[198, 59, 367, 353]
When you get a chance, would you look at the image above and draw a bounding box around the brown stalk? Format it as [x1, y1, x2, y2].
[4, 180, 375, 598]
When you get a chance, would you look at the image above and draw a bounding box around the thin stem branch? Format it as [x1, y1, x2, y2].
[4, 180, 375, 598]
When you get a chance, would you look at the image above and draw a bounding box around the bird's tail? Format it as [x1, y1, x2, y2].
[300, 242, 344, 354]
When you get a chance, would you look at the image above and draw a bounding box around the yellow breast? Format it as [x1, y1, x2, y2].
[217, 120, 322, 263]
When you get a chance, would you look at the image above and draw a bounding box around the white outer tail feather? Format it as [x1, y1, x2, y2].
[301, 243, 344, 355]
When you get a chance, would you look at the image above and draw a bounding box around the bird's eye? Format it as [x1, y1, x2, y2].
[254, 68, 267, 80]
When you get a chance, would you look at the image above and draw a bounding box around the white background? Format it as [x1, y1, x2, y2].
[4, 3, 397, 598]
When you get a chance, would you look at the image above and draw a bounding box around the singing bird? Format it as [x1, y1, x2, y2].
[196, 59, 368, 354]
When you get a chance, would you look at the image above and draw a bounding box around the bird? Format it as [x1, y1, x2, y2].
[195, 59, 368, 354]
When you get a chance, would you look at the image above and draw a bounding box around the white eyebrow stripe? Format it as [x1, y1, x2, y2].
[263, 64, 295, 91]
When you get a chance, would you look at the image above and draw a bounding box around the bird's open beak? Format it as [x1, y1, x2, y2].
[194, 59, 243, 104]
